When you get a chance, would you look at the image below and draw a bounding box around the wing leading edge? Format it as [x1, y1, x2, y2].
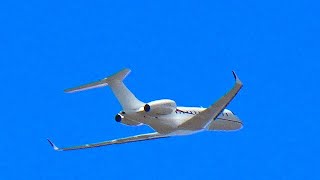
[47, 132, 167, 151]
[178, 71, 243, 130]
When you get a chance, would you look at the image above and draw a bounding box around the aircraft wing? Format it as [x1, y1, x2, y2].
[47, 132, 167, 151]
[178, 71, 243, 130]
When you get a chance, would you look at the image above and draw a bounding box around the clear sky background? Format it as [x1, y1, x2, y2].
[1, 0, 319, 179]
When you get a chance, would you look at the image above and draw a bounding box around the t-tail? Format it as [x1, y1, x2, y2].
[64, 68, 145, 110]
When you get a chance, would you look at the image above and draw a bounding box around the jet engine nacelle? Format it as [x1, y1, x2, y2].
[115, 114, 141, 126]
[144, 99, 177, 115]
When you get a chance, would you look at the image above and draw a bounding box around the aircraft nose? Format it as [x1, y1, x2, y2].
[228, 114, 243, 130]
[208, 117, 243, 131]
[207, 112, 243, 131]
[232, 117, 243, 130]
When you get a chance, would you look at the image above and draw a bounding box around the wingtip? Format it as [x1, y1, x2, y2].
[232, 71, 237, 79]
[64, 89, 74, 93]
[232, 71, 243, 85]
[47, 139, 60, 151]
[122, 68, 131, 73]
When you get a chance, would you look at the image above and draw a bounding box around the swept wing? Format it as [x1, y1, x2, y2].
[47, 132, 167, 151]
[178, 71, 243, 130]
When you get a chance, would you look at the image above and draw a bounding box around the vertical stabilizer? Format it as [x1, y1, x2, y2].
[64, 68, 145, 110]
[106, 69, 145, 110]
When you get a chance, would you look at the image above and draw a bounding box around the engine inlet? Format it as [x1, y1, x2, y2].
[144, 104, 151, 112]
[115, 114, 122, 122]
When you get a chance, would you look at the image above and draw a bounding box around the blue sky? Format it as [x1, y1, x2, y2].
[0, 0, 319, 179]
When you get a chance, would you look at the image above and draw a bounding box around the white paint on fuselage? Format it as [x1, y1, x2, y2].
[120, 107, 242, 135]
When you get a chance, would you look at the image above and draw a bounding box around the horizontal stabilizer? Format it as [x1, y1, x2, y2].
[64, 68, 131, 93]
[64, 80, 108, 93]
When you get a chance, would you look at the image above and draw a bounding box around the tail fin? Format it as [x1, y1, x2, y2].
[65, 68, 145, 110]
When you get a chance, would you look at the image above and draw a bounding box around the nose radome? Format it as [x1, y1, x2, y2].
[223, 109, 233, 115]
[210, 109, 243, 130]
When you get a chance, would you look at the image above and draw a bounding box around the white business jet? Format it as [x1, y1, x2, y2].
[48, 69, 243, 151]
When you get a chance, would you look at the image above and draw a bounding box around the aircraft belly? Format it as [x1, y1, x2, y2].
[148, 114, 195, 134]
[124, 113, 178, 134]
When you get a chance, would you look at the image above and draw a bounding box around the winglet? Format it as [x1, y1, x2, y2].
[232, 71, 242, 85]
[47, 139, 60, 151]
